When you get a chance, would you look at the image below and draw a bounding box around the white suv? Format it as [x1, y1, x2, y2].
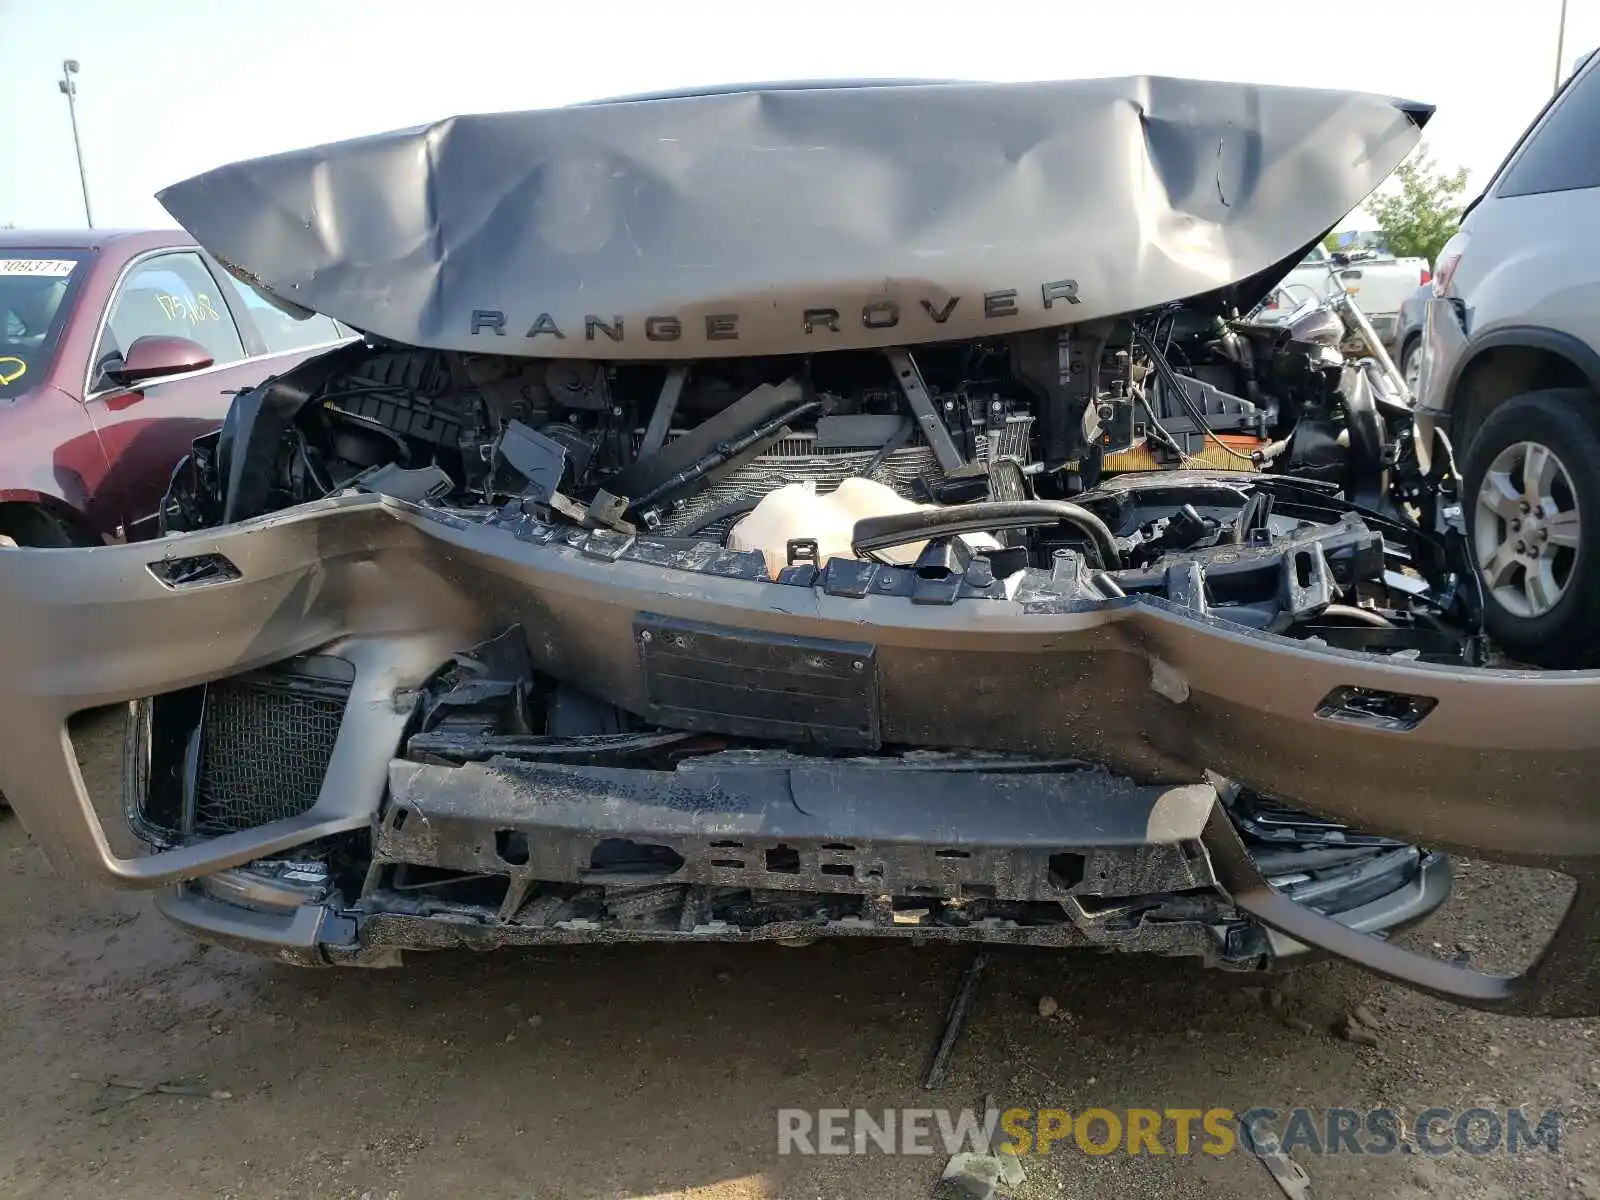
[1417, 48, 1600, 664]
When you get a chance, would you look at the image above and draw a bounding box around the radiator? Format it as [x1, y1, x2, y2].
[647, 416, 1034, 539]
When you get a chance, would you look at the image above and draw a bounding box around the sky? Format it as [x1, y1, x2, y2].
[2, 0, 1596, 231]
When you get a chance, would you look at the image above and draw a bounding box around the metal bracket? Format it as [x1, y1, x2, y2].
[884, 348, 965, 472]
[639, 364, 689, 456]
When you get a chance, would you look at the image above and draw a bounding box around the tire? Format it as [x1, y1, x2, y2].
[1461, 388, 1600, 665]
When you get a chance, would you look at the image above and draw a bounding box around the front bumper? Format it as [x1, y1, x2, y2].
[2, 493, 1599, 1012]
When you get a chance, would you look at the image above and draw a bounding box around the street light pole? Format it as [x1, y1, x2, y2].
[1554, 0, 1570, 93]
[57, 59, 92, 228]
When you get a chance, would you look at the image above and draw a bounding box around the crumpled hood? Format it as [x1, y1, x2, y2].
[159, 76, 1430, 359]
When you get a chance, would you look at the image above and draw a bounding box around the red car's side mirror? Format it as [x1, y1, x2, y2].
[104, 335, 213, 388]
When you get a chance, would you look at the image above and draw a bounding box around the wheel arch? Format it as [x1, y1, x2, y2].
[1446, 326, 1600, 448]
[0, 494, 104, 547]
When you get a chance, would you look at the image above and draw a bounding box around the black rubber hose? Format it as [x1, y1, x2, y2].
[629, 401, 824, 511]
[674, 495, 763, 538]
[851, 500, 1120, 568]
[859, 417, 916, 479]
[1131, 325, 1257, 466]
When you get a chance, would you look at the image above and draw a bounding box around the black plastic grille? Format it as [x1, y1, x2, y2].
[194, 674, 347, 835]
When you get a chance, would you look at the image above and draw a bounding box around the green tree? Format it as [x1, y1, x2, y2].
[1364, 145, 1470, 267]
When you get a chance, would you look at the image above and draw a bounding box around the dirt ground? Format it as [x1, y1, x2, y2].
[1, 712, 1596, 1200]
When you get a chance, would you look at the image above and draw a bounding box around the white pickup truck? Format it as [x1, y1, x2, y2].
[1257, 243, 1431, 347]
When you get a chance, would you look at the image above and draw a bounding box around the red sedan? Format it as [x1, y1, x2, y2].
[0, 229, 350, 547]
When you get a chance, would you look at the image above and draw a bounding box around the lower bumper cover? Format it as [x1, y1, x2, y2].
[2, 493, 1599, 1012]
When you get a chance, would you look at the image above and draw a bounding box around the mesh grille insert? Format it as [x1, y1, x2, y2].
[194, 673, 348, 836]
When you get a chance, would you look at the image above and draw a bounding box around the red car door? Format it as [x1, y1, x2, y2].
[84, 249, 348, 538]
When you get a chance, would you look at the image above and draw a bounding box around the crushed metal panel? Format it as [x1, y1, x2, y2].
[157, 78, 1431, 358]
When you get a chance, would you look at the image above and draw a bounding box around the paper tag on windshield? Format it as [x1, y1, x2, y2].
[0, 259, 77, 277]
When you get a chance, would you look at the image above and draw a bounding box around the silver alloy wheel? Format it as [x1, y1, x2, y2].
[1473, 440, 1582, 618]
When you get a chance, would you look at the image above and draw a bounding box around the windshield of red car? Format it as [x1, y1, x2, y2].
[0, 253, 88, 400]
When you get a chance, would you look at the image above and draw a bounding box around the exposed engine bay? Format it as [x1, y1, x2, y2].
[164, 293, 1480, 666]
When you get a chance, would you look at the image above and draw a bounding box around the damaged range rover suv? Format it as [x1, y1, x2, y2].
[3, 77, 1598, 1015]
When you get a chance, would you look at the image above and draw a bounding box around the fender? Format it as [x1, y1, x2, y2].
[0, 383, 114, 541]
[1446, 323, 1600, 402]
